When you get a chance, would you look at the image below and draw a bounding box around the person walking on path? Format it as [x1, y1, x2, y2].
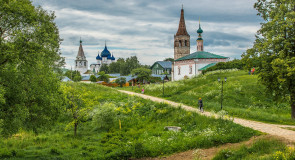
[141, 88, 144, 94]
[198, 98, 203, 113]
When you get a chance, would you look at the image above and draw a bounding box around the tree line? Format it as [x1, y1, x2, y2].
[99, 56, 150, 76]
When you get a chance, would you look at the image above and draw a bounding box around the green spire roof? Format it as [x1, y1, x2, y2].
[197, 24, 203, 33]
[175, 51, 228, 61]
[198, 63, 217, 71]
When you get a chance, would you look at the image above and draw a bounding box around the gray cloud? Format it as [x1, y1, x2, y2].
[32, 0, 263, 68]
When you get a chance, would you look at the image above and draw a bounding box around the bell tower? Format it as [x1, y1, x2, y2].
[174, 6, 190, 60]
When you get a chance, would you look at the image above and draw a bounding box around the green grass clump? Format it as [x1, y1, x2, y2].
[212, 137, 295, 160]
[122, 69, 295, 125]
[0, 83, 260, 159]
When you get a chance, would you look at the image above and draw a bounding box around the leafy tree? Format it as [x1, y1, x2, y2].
[109, 58, 125, 73]
[64, 70, 81, 81]
[0, 0, 64, 136]
[99, 64, 109, 73]
[164, 58, 174, 62]
[90, 75, 97, 82]
[62, 84, 91, 136]
[242, 0, 295, 118]
[98, 71, 110, 83]
[131, 68, 152, 83]
[115, 77, 126, 87]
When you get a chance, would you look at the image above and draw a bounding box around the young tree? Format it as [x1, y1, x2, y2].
[90, 75, 97, 82]
[242, 0, 295, 118]
[62, 84, 91, 136]
[115, 77, 126, 87]
[131, 68, 152, 83]
[0, 0, 64, 136]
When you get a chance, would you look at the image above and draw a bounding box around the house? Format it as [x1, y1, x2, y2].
[151, 61, 172, 75]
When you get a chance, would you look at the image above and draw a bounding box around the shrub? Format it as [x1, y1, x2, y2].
[92, 103, 117, 130]
[90, 75, 97, 82]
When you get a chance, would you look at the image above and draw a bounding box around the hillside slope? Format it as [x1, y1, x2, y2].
[128, 69, 294, 125]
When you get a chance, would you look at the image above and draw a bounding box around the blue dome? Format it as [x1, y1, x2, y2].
[101, 46, 111, 57]
[111, 55, 115, 60]
[107, 54, 112, 60]
[96, 52, 102, 60]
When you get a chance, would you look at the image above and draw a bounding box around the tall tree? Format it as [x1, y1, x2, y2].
[242, 0, 295, 118]
[0, 0, 64, 136]
[99, 64, 109, 73]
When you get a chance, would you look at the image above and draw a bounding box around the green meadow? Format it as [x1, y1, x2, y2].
[123, 69, 295, 125]
[0, 83, 259, 159]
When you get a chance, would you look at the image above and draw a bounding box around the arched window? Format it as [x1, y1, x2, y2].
[189, 66, 192, 74]
[179, 40, 182, 47]
[185, 40, 187, 46]
[178, 67, 181, 75]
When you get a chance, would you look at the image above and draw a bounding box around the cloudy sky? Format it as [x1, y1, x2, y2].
[31, 0, 263, 68]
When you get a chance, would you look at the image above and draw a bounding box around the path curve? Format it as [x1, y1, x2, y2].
[118, 90, 295, 142]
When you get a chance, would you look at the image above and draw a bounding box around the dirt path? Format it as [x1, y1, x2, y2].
[118, 90, 295, 142]
[137, 135, 293, 160]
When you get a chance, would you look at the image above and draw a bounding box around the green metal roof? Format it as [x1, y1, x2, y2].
[175, 51, 228, 61]
[198, 63, 217, 71]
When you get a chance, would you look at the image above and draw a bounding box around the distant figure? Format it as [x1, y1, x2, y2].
[252, 67, 255, 75]
[198, 98, 203, 113]
[141, 88, 144, 94]
[248, 70, 251, 75]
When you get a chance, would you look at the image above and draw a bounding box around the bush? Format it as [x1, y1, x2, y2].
[92, 103, 117, 130]
[90, 75, 97, 82]
[202, 59, 244, 74]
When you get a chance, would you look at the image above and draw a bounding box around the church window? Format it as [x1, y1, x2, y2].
[84, 62, 86, 66]
[185, 40, 187, 46]
[189, 66, 192, 74]
[179, 40, 182, 47]
[178, 67, 181, 75]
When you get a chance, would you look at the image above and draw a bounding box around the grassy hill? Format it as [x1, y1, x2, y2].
[0, 83, 259, 159]
[125, 69, 295, 125]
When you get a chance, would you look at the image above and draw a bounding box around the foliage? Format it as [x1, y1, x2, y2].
[212, 136, 294, 160]
[202, 59, 244, 74]
[92, 103, 117, 130]
[241, 0, 295, 119]
[115, 77, 126, 87]
[64, 70, 81, 82]
[164, 58, 174, 62]
[123, 69, 295, 125]
[99, 64, 109, 73]
[0, 0, 64, 136]
[131, 67, 152, 83]
[109, 56, 147, 75]
[90, 75, 97, 82]
[0, 83, 259, 159]
[97, 71, 109, 83]
[61, 83, 91, 136]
